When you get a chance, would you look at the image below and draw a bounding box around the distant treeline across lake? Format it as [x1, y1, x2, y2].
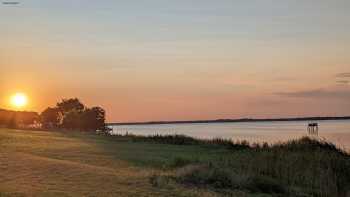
[109, 116, 350, 125]
[110, 119, 350, 151]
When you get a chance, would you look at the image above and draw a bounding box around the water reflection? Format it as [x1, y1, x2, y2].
[110, 120, 350, 151]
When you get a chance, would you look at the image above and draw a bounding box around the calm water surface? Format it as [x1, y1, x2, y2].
[110, 120, 350, 151]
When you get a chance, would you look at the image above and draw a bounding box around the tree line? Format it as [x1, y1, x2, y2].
[0, 98, 107, 132]
[0, 109, 39, 128]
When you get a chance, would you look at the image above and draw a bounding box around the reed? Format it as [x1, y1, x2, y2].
[125, 134, 350, 196]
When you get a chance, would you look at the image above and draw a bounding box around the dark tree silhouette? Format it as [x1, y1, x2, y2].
[0, 109, 39, 128]
[39, 98, 107, 132]
[17, 112, 39, 125]
[0, 98, 106, 132]
[61, 110, 82, 130]
[40, 107, 60, 129]
[61, 107, 106, 131]
[56, 98, 85, 115]
[81, 107, 106, 131]
[7, 113, 17, 128]
[0, 109, 13, 127]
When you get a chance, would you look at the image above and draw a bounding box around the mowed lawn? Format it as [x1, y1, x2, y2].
[0, 129, 220, 197]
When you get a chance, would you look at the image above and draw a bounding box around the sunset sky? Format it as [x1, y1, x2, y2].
[1, 0, 350, 122]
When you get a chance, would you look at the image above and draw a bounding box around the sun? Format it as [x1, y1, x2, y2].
[11, 93, 28, 108]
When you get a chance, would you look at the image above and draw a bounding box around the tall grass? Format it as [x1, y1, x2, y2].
[109, 133, 251, 150]
[117, 134, 350, 196]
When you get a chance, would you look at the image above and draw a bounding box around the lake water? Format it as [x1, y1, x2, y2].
[110, 120, 350, 151]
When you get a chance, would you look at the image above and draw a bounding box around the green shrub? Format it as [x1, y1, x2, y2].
[170, 157, 194, 168]
[149, 174, 172, 188]
[246, 176, 286, 194]
[176, 165, 248, 190]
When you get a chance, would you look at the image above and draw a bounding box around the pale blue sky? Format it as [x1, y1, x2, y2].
[1, 0, 350, 121]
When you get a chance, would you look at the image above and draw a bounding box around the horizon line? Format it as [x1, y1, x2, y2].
[108, 116, 350, 126]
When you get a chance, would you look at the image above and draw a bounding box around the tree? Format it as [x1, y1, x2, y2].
[0, 109, 39, 128]
[0, 109, 12, 126]
[56, 98, 85, 115]
[16, 112, 39, 125]
[81, 107, 106, 131]
[40, 107, 60, 129]
[61, 110, 82, 130]
[40, 98, 107, 132]
[90, 107, 106, 131]
[7, 113, 17, 129]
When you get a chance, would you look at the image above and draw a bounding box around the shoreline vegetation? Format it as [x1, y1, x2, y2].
[108, 116, 350, 126]
[131, 134, 350, 197]
[0, 128, 349, 196]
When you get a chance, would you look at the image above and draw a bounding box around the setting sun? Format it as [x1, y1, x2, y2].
[10, 93, 28, 108]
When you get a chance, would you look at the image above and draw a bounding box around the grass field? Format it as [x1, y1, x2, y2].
[0, 128, 349, 197]
[0, 128, 231, 197]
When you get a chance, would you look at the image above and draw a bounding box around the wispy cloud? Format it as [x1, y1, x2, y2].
[275, 88, 350, 100]
[336, 80, 349, 85]
[335, 72, 350, 85]
[271, 77, 297, 82]
[335, 72, 350, 78]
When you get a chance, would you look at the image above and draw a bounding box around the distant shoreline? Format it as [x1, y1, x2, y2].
[108, 116, 350, 126]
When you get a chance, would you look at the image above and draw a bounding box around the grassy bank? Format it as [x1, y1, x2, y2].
[110, 134, 350, 197]
[0, 129, 349, 196]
